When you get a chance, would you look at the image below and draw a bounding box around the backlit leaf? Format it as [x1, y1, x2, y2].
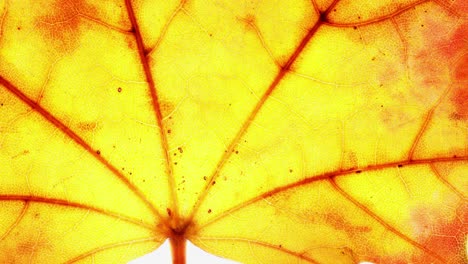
[0, 0, 466, 263]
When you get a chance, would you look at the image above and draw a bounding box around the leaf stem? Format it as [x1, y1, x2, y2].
[169, 231, 186, 264]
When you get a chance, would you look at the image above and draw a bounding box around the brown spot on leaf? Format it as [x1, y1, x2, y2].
[239, 14, 256, 30]
[17, 241, 36, 256]
[450, 85, 468, 121]
[77, 121, 98, 131]
[159, 100, 176, 118]
[34, 0, 98, 54]
[453, 56, 467, 81]
[434, 22, 467, 59]
[324, 213, 372, 237]
[411, 203, 467, 263]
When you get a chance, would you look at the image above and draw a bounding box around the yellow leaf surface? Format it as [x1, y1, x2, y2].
[0, 0, 466, 263]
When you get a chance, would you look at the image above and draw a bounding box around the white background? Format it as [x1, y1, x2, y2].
[129, 240, 375, 263]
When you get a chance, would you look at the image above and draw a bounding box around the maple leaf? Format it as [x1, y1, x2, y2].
[0, 0, 467, 263]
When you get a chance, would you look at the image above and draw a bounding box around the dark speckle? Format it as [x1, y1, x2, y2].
[178, 147, 183, 153]
[96, 150, 101, 155]
[289, 169, 293, 173]
[167, 129, 171, 134]
[208, 209, 212, 213]
[319, 12, 327, 22]
[353, 26, 357, 30]
[117, 87, 122, 93]
[203, 176, 207, 181]
[166, 208, 172, 216]
[398, 164, 403, 168]
[212, 181, 216, 185]
[355, 170, 362, 174]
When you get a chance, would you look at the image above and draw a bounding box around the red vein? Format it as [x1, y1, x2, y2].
[124, 0, 177, 220]
[0, 0, 7, 40]
[310, 0, 320, 15]
[65, 236, 160, 263]
[239, 16, 277, 65]
[328, 178, 446, 263]
[79, 14, 132, 34]
[0, 78, 161, 220]
[391, 17, 409, 72]
[0, 195, 154, 231]
[186, 1, 341, 225]
[0, 76, 162, 221]
[407, 86, 451, 159]
[430, 164, 466, 199]
[146, 0, 186, 58]
[325, 0, 430, 28]
[190, 155, 468, 234]
[0, 201, 29, 241]
[194, 236, 321, 264]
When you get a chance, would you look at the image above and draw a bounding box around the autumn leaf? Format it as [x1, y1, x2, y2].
[0, 0, 466, 263]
